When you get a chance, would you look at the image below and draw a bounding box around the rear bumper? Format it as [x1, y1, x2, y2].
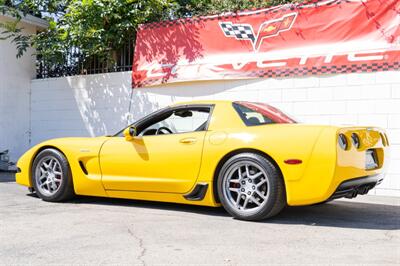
[329, 174, 384, 200]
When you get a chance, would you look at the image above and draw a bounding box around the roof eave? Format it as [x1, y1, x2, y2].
[21, 14, 49, 29]
[1, 12, 48, 29]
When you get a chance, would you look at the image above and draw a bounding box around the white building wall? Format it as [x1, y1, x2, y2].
[0, 16, 38, 161]
[30, 70, 400, 196]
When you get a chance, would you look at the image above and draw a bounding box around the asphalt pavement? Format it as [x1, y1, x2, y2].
[0, 172, 399, 265]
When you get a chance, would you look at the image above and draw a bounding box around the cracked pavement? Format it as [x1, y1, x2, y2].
[0, 172, 399, 265]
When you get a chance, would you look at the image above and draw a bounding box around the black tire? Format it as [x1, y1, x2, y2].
[31, 148, 75, 202]
[217, 153, 286, 221]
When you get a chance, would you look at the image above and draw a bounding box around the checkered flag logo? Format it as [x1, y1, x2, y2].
[220, 22, 256, 43]
[219, 13, 298, 51]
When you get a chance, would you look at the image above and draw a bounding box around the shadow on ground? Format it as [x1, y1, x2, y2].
[68, 194, 400, 231]
[4, 171, 398, 231]
[0, 172, 16, 182]
[271, 201, 399, 230]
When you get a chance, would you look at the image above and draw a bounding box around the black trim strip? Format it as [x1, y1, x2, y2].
[329, 174, 383, 200]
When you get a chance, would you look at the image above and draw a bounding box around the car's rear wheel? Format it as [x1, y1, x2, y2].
[31, 149, 74, 202]
[217, 153, 286, 221]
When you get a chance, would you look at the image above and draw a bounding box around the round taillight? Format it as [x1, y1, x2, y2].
[338, 134, 349, 150]
[351, 133, 360, 149]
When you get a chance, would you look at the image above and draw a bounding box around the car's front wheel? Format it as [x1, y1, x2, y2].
[31, 148, 74, 202]
[217, 153, 286, 221]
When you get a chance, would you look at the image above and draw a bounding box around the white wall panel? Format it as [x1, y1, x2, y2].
[0, 17, 37, 161]
[30, 70, 400, 196]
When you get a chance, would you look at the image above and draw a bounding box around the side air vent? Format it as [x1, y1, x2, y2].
[79, 161, 88, 175]
[184, 183, 208, 201]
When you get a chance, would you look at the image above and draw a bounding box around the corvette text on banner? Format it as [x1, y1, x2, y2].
[132, 0, 400, 88]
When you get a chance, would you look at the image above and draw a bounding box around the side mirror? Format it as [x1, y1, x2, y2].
[123, 126, 137, 141]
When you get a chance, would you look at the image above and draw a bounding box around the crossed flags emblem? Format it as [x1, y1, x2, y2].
[219, 13, 298, 51]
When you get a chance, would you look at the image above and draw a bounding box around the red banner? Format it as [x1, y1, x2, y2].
[132, 0, 400, 88]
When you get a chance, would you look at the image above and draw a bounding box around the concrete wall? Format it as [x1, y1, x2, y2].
[30, 70, 400, 196]
[0, 16, 37, 161]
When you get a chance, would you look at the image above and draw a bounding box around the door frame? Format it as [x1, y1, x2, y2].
[128, 104, 216, 137]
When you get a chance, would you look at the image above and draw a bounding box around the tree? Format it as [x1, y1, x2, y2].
[0, 1, 70, 57]
[1, 0, 296, 74]
[172, 0, 296, 17]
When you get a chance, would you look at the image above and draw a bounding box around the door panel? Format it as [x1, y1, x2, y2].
[100, 131, 206, 193]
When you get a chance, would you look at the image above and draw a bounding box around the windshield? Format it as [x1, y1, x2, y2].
[233, 101, 297, 126]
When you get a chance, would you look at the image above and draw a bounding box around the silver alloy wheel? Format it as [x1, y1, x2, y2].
[222, 161, 270, 213]
[34, 156, 63, 197]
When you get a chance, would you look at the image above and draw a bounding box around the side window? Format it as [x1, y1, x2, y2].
[139, 107, 210, 136]
[232, 102, 297, 126]
[233, 103, 274, 126]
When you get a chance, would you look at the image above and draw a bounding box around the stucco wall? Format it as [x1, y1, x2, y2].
[30, 70, 400, 196]
[0, 16, 37, 161]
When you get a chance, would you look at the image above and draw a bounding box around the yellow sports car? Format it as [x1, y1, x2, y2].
[16, 100, 389, 221]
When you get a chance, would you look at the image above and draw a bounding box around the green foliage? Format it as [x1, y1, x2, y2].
[58, 0, 173, 59]
[1, 0, 296, 69]
[0, 23, 31, 58]
[1, 0, 69, 17]
[1, 1, 70, 57]
[172, 0, 296, 17]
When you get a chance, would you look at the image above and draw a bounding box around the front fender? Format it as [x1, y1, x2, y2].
[16, 137, 109, 197]
[16, 143, 42, 187]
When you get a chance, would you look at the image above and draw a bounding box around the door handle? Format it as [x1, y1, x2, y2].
[180, 137, 197, 144]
